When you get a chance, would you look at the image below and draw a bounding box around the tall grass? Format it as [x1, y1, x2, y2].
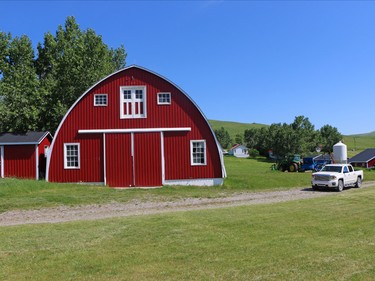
[1, 187, 375, 280]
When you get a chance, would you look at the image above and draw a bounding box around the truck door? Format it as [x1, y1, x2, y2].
[343, 165, 355, 185]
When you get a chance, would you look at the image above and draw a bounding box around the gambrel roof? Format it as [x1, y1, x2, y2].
[349, 148, 375, 163]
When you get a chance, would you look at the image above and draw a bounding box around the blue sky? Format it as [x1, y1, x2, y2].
[1, 1, 375, 135]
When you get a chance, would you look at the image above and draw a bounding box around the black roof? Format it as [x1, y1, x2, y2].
[349, 148, 375, 163]
[0, 131, 52, 145]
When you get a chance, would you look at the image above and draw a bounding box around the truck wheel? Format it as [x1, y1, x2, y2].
[355, 177, 362, 188]
[336, 180, 344, 192]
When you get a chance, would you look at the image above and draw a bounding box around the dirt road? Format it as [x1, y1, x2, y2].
[1, 181, 374, 227]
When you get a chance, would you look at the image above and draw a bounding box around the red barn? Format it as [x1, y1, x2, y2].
[46, 65, 226, 187]
[0, 131, 52, 180]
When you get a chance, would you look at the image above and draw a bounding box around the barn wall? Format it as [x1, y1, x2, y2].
[4, 145, 36, 179]
[368, 158, 375, 168]
[48, 67, 223, 186]
[48, 134, 103, 183]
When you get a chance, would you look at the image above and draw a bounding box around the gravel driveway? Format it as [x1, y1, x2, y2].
[1, 181, 374, 227]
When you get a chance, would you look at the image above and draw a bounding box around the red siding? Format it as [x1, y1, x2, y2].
[48, 66, 223, 186]
[4, 145, 36, 179]
[105, 134, 133, 187]
[134, 133, 162, 187]
[48, 134, 103, 183]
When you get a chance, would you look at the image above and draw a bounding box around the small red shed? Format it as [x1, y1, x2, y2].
[46, 65, 226, 187]
[0, 131, 53, 180]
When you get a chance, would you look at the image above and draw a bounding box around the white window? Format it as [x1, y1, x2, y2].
[94, 94, 108, 106]
[120, 86, 146, 118]
[157, 92, 171, 105]
[191, 140, 207, 166]
[64, 143, 80, 169]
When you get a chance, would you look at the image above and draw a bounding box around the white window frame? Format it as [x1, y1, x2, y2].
[190, 140, 207, 166]
[120, 86, 147, 119]
[157, 92, 171, 105]
[94, 94, 108, 106]
[64, 143, 80, 169]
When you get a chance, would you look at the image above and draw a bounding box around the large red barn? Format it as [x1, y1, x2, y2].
[46, 65, 226, 187]
[0, 131, 52, 180]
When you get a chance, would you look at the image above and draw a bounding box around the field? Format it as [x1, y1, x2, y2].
[209, 119, 266, 141]
[1, 157, 375, 280]
[1, 180, 375, 279]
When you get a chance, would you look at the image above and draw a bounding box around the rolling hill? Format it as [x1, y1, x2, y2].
[209, 119, 375, 156]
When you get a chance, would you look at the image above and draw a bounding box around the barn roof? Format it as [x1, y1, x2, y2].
[349, 148, 375, 163]
[0, 131, 52, 145]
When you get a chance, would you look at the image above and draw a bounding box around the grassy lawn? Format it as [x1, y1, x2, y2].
[1, 187, 375, 280]
[1, 156, 375, 212]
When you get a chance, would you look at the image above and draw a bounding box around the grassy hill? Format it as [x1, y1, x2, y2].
[208, 120, 267, 142]
[209, 119, 375, 157]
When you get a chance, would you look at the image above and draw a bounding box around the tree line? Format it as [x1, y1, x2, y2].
[214, 116, 343, 157]
[0, 16, 126, 133]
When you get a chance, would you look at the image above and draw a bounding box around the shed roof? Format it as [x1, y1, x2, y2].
[349, 148, 375, 163]
[0, 131, 52, 145]
[229, 144, 248, 151]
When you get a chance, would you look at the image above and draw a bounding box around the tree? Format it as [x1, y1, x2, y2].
[0, 33, 41, 132]
[35, 16, 127, 132]
[319, 125, 343, 154]
[290, 115, 318, 155]
[235, 133, 243, 145]
[214, 127, 232, 149]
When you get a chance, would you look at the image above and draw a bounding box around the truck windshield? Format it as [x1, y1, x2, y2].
[321, 166, 342, 173]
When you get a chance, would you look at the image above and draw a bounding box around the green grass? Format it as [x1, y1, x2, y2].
[208, 119, 267, 142]
[1, 156, 375, 213]
[1, 187, 375, 280]
[343, 135, 375, 157]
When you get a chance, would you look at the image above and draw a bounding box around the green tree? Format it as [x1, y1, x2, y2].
[214, 127, 232, 149]
[290, 115, 318, 154]
[36, 16, 127, 132]
[319, 124, 343, 154]
[235, 133, 243, 145]
[0, 33, 41, 132]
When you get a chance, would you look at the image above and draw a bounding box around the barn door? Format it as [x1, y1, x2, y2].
[105, 133, 162, 187]
[133, 133, 162, 187]
[105, 134, 133, 187]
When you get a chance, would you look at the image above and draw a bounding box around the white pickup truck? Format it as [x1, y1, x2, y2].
[311, 164, 363, 192]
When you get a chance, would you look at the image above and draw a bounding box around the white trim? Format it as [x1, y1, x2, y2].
[35, 145, 39, 180]
[103, 133, 107, 185]
[78, 127, 191, 134]
[0, 146, 4, 178]
[164, 178, 223, 186]
[160, 132, 165, 184]
[190, 140, 207, 166]
[120, 86, 147, 119]
[131, 133, 135, 186]
[157, 92, 171, 105]
[94, 94, 108, 106]
[64, 143, 80, 169]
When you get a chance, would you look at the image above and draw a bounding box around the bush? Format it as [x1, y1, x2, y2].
[249, 148, 260, 158]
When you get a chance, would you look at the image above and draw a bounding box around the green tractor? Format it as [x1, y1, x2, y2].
[275, 154, 303, 172]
